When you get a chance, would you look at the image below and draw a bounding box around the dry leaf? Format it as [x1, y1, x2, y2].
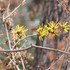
[57, 41, 64, 50]
[49, 55, 64, 70]
[47, 51, 56, 60]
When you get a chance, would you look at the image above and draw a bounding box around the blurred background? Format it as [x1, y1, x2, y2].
[0, 0, 70, 70]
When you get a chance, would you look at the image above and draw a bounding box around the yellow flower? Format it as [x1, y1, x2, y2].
[11, 25, 28, 39]
[36, 21, 70, 40]
[62, 22, 70, 32]
[37, 26, 48, 40]
[47, 21, 58, 33]
[45, 21, 59, 37]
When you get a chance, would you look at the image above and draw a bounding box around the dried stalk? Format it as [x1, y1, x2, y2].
[3, 0, 21, 70]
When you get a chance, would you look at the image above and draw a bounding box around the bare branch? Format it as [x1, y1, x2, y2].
[0, 44, 70, 55]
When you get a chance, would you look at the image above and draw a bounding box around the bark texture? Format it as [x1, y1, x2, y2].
[34, 0, 70, 70]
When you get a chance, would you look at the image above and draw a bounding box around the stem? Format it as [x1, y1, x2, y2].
[5, 25, 11, 49]
[5, 21, 20, 70]
[3, 1, 20, 70]
[10, 58, 20, 70]
[13, 38, 26, 70]
[18, 52, 26, 70]
[12, 34, 38, 48]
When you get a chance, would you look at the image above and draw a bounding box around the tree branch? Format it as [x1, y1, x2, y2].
[0, 44, 70, 55]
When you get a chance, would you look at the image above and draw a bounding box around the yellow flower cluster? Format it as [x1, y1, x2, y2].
[37, 21, 70, 40]
[37, 25, 49, 40]
[11, 25, 28, 39]
[58, 22, 70, 32]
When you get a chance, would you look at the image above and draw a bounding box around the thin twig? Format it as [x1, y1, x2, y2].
[0, 45, 70, 55]
[4, 0, 26, 21]
[12, 34, 38, 48]
[18, 52, 26, 70]
[5, 24, 12, 49]
[4, 0, 21, 70]
[10, 58, 20, 70]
